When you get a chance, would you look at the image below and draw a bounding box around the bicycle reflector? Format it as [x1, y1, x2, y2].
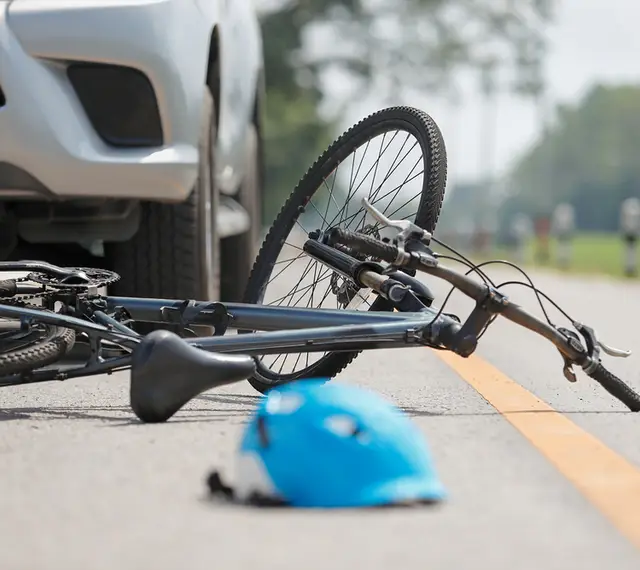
[207, 380, 446, 508]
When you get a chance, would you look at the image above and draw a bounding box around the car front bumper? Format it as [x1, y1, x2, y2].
[0, 0, 211, 202]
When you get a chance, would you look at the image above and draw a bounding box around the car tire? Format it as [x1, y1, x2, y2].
[220, 122, 263, 302]
[105, 89, 220, 306]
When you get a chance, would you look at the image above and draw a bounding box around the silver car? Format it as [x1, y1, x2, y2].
[0, 0, 265, 303]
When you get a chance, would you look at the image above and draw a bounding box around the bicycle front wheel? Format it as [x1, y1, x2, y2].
[243, 106, 448, 393]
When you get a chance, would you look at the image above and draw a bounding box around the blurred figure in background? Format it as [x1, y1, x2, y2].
[620, 197, 640, 277]
[534, 216, 551, 264]
[552, 203, 576, 270]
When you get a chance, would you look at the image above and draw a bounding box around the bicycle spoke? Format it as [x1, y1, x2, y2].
[255, 123, 430, 379]
[334, 140, 421, 231]
[324, 131, 401, 230]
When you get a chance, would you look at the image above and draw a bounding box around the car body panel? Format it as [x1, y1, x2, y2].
[0, 0, 263, 201]
[197, 0, 263, 195]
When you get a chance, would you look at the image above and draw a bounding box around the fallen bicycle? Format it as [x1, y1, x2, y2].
[0, 107, 636, 422]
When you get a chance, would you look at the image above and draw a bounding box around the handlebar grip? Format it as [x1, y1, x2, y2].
[586, 363, 640, 412]
[327, 228, 399, 263]
[0, 279, 17, 298]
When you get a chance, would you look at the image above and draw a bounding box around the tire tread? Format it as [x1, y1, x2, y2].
[243, 106, 447, 392]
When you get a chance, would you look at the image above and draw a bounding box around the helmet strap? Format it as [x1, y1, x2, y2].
[206, 469, 289, 508]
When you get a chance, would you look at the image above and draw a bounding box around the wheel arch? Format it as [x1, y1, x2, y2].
[252, 67, 266, 220]
[205, 24, 221, 130]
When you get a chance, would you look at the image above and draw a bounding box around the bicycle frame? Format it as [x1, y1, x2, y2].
[0, 245, 462, 389]
[0, 293, 458, 389]
[104, 297, 457, 356]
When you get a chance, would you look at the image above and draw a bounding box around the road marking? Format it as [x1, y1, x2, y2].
[436, 351, 640, 550]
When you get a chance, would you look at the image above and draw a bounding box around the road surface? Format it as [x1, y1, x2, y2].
[1, 267, 640, 570]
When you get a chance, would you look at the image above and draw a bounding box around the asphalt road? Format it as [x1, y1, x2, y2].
[1, 266, 640, 570]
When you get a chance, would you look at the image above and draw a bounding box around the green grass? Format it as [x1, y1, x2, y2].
[485, 233, 639, 278]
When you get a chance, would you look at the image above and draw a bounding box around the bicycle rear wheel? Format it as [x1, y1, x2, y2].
[243, 106, 448, 393]
[0, 319, 76, 380]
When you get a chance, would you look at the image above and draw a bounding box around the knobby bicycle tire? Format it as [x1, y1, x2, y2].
[243, 106, 448, 393]
[0, 324, 76, 378]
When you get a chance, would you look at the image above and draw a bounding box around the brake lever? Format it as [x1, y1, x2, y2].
[597, 339, 632, 358]
[361, 197, 432, 253]
[574, 322, 631, 358]
[572, 322, 631, 376]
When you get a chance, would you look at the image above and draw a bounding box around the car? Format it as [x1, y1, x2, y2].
[0, 0, 265, 303]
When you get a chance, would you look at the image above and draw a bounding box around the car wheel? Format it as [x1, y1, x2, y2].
[220, 122, 263, 302]
[105, 89, 220, 307]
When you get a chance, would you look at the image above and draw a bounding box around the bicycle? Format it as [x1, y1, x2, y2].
[0, 106, 637, 423]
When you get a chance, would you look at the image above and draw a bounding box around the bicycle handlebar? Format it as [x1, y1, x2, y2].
[585, 362, 640, 411]
[427, 262, 585, 360]
[326, 227, 640, 411]
[328, 229, 575, 346]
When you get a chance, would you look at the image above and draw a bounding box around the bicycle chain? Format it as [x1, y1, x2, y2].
[1, 276, 52, 308]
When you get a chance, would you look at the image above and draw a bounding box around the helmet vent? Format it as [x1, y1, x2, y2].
[324, 415, 359, 437]
[265, 392, 303, 415]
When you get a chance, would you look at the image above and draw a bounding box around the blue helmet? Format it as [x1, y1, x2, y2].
[228, 380, 446, 508]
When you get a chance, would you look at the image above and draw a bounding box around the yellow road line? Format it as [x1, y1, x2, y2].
[436, 351, 640, 550]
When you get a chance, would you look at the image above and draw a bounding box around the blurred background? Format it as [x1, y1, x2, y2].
[256, 0, 640, 278]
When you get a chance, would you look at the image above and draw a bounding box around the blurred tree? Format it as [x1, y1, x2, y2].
[258, 0, 553, 225]
[500, 84, 640, 233]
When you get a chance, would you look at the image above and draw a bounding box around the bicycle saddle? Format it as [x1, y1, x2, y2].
[130, 329, 256, 423]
